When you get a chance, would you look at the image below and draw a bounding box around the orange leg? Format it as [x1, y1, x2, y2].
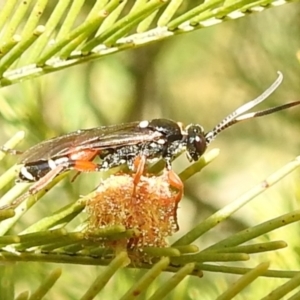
[0, 157, 102, 210]
[167, 170, 184, 231]
[167, 170, 184, 204]
[69, 150, 99, 182]
[0, 159, 101, 210]
[133, 156, 146, 185]
[132, 155, 147, 198]
[69, 159, 100, 182]
[69, 160, 100, 172]
[0, 165, 65, 210]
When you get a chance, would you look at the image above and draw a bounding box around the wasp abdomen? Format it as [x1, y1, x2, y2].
[18, 157, 69, 182]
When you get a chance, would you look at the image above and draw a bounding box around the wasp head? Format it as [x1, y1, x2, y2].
[185, 124, 207, 162]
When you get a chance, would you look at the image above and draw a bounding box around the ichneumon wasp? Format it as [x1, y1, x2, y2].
[1, 72, 299, 210]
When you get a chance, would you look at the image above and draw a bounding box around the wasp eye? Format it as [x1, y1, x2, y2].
[186, 125, 207, 161]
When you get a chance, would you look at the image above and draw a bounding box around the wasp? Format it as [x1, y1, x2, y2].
[1, 72, 300, 209]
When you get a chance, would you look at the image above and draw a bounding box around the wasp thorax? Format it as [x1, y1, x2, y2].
[185, 124, 207, 162]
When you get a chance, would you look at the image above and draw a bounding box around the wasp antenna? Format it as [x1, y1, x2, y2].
[205, 72, 285, 144]
[235, 101, 300, 122]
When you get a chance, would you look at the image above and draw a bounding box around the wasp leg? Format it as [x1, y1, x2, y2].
[166, 170, 183, 231]
[67, 160, 101, 172]
[28, 165, 65, 195]
[0, 146, 23, 155]
[69, 150, 99, 182]
[133, 155, 146, 185]
[132, 155, 147, 198]
[0, 159, 103, 210]
[167, 170, 184, 204]
[0, 165, 65, 210]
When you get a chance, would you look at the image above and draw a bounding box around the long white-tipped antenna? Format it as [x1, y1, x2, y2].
[205, 72, 300, 144]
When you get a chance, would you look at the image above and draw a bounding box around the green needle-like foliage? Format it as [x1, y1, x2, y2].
[0, 0, 295, 86]
[1, 146, 300, 298]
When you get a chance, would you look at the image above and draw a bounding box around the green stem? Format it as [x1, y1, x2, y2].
[119, 257, 170, 300]
[28, 268, 62, 300]
[148, 263, 195, 300]
[82, 0, 168, 52]
[173, 156, 300, 246]
[0, 26, 45, 77]
[216, 262, 270, 300]
[80, 252, 130, 300]
[1, 0, 34, 42]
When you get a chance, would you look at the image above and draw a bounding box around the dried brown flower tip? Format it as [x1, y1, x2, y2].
[85, 171, 181, 251]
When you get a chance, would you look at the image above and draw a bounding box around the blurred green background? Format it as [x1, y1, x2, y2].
[0, 1, 300, 299]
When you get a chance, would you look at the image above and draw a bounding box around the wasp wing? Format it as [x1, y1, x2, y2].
[20, 121, 163, 163]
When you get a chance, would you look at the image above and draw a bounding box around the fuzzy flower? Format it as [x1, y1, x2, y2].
[86, 171, 181, 251]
